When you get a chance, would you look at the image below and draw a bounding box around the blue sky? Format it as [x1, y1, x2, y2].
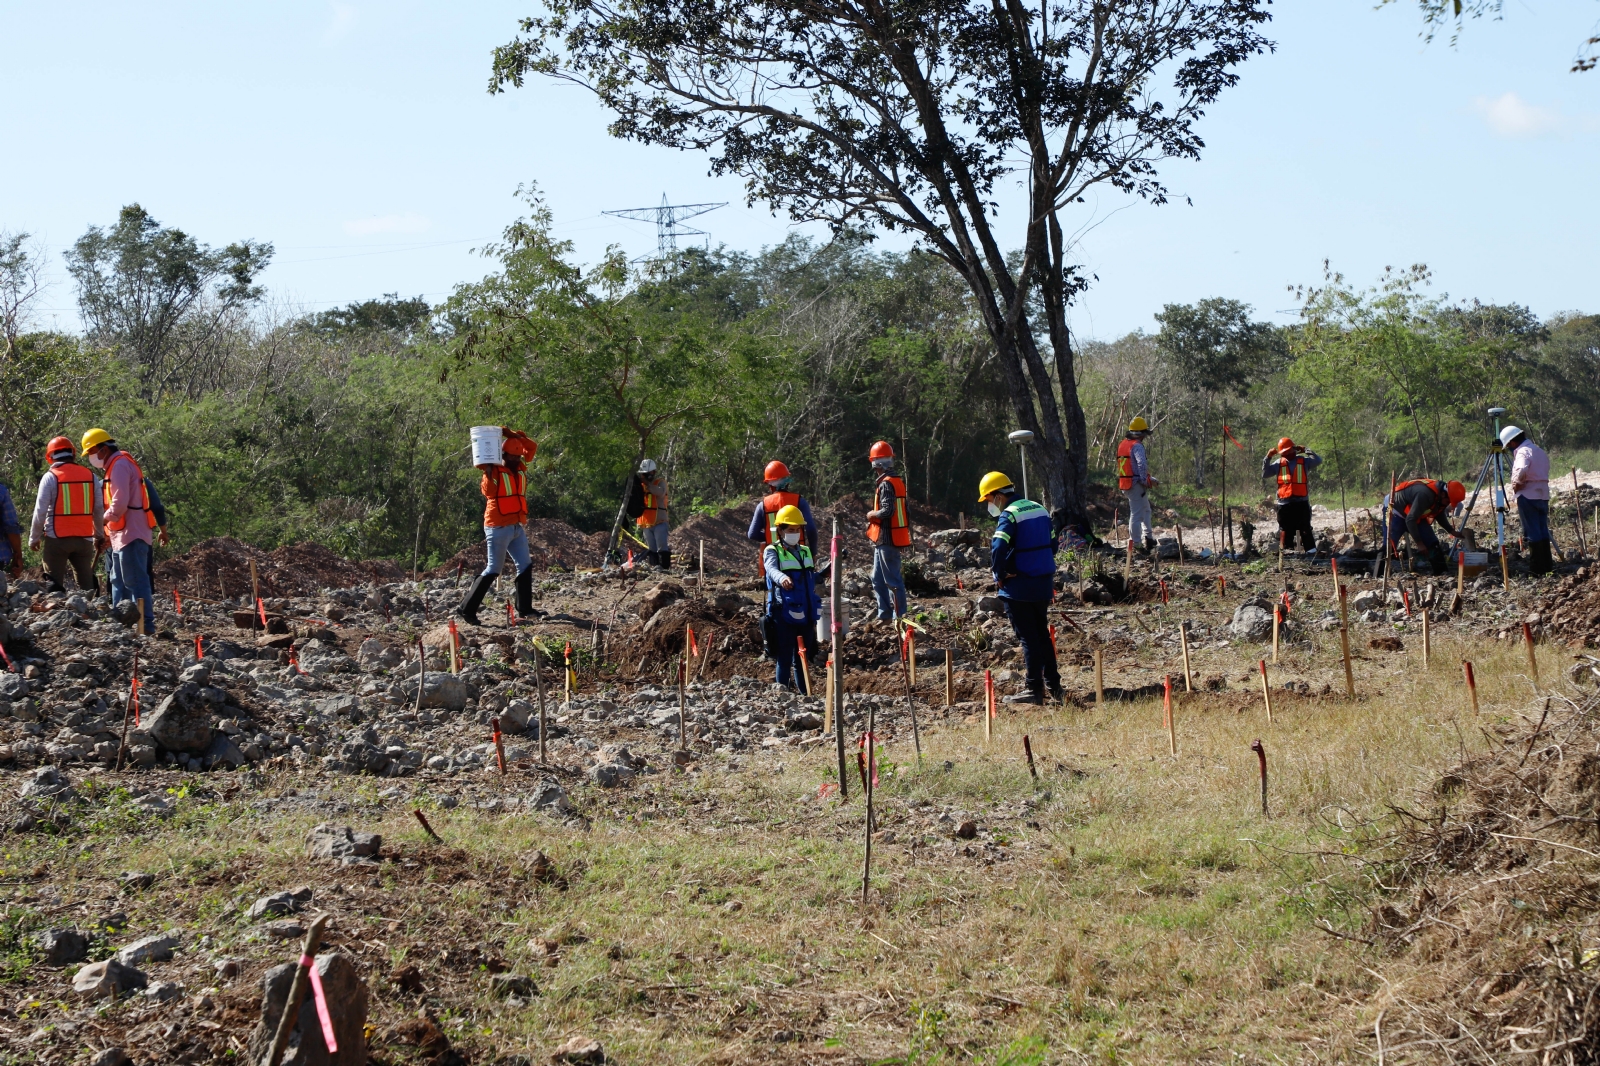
[3, 1, 1596, 340]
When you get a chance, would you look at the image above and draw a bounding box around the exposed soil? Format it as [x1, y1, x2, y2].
[1532, 563, 1600, 648]
[153, 537, 405, 598]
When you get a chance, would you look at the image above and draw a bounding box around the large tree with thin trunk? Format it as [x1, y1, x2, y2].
[491, 1, 1271, 531]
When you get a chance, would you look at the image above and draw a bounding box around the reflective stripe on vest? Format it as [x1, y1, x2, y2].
[867, 476, 911, 548]
[762, 491, 800, 545]
[51, 463, 96, 539]
[1116, 438, 1137, 490]
[639, 478, 667, 526]
[493, 468, 527, 518]
[994, 499, 1056, 578]
[102, 452, 155, 533]
[1276, 455, 1308, 499]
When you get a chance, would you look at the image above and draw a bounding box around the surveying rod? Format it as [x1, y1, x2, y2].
[1488, 407, 1510, 557]
[1009, 429, 1035, 500]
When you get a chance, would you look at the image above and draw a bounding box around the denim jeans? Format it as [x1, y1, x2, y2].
[1517, 496, 1551, 544]
[871, 544, 906, 619]
[642, 522, 669, 553]
[482, 523, 532, 577]
[109, 539, 155, 634]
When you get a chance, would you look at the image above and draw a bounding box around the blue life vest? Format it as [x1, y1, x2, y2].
[994, 499, 1056, 578]
[766, 542, 819, 626]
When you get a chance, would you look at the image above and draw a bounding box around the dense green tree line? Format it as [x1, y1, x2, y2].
[1, 202, 1596, 571]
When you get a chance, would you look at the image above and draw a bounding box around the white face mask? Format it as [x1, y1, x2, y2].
[987, 502, 1002, 518]
[88, 453, 106, 470]
[782, 532, 801, 546]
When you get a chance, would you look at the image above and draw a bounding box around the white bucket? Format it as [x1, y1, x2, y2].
[470, 425, 503, 467]
[816, 598, 850, 645]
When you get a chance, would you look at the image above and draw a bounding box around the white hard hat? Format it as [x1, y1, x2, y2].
[1498, 425, 1524, 448]
[638, 458, 658, 475]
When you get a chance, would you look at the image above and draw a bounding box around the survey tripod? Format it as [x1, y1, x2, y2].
[1446, 406, 1515, 588]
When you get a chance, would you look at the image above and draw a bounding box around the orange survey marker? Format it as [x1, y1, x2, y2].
[492, 716, 507, 775]
[172, 588, 182, 616]
[195, 634, 205, 660]
[1463, 660, 1480, 713]
[256, 596, 268, 627]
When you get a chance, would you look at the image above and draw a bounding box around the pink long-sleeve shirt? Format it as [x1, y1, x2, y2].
[102, 451, 153, 551]
[1510, 440, 1550, 502]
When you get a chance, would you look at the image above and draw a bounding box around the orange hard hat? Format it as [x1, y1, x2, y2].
[1277, 437, 1295, 453]
[1446, 480, 1466, 506]
[764, 460, 790, 482]
[45, 436, 75, 460]
[869, 440, 894, 460]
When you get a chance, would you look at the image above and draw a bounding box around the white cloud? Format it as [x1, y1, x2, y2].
[1473, 92, 1564, 139]
[342, 213, 431, 236]
[320, 3, 357, 46]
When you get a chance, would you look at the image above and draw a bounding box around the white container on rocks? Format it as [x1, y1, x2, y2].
[470, 425, 503, 466]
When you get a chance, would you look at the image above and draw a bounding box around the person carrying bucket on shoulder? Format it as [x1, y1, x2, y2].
[459, 426, 538, 625]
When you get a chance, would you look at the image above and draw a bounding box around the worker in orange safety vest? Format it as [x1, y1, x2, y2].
[865, 441, 910, 620]
[1261, 437, 1323, 557]
[28, 436, 104, 595]
[458, 427, 538, 625]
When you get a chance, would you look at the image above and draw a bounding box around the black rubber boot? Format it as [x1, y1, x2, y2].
[515, 567, 534, 616]
[662, 550, 672, 571]
[456, 573, 494, 626]
[1530, 540, 1554, 576]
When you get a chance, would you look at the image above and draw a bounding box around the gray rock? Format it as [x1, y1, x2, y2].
[88, 1049, 131, 1066]
[19, 766, 75, 799]
[72, 958, 147, 998]
[205, 733, 248, 770]
[551, 1036, 605, 1064]
[265, 920, 305, 939]
[976, 595, 1004, 615]
[0, 672, 30, 700]
[143, 979, 184, 1002]
[247, 886, 314, 920]
[589, 762, 634, 788]
[356, 639, 401, 669]
[530, 778, 573, 814]
[128, 744, 158, 767]
[144, 684, 216, 753]
[1350, 589, 1383, 612]
[785, 711, 823, 732]
[116, 933, 178, 967]
[215, 957, 243, 979]
[247, 952, 368, 1066]
[1229, 604, 1274, 642]
[317, 694, 362, 719]
[39, 927, 88, 965]
[305, 823, 382, 862]
[398, 673, 471, 712]
[178, 661, 213, 685]
[500, 698, 535, 732]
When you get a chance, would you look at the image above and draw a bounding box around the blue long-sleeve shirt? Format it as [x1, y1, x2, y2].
[143, 477, 168, 529]
[0, 484, 20, 566]
[991, 499, 1058, 602]
[747, 496, 818, 550]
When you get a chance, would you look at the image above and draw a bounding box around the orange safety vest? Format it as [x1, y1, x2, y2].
[1393, 479, 1447, 523]
[1276, 454, 1309, 499]
[102, 452, 156, 533]
[481, 465, 528, 527]
[51, 462, 97, 538]
[867, 475, 911, 548]
[637, 477, 667, 527]
[1116, 438, 1138, 490]
[761, 491, 802, 546]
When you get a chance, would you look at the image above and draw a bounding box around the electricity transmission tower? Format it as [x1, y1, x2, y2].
[604, 194, 726, 262]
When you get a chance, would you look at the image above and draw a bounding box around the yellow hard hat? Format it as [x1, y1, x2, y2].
[774, 504, 805, 527]
[1128, 416, 1150, 433]
[81, 428, 112, 452]
[977, 471, 1014, 500]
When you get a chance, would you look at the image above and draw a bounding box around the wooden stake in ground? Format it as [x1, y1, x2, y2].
[1338, 584, 1355, 698]
[1258, 659, 1274, 723]
[1164, 675, 1176, 757]
[898, 627, 922, 764]
[1452, 553, 1465, 616]
[1499, 542, 1511, 593]
[448, 619, 461, 675]
[1421, 607, 1431, 669]
[262, 914, 330, 1066]
[1093, 647, 1104, 706]
[1125, 534, 1134, 582]
[249, 558, 261, 636]
[1023, 734, 1038, 779]
[492, 716, 506, 775]
[861, 702, 877, 909]
[823, 657, 834, 732]
[414, 638, 425, 714]
[1463, 659, 1480, 714]
[1174, 525, 1186, 563]
[1382, 471, 1395, 597]
[699, 538, 705, 592]
[984, 669, 995, 743]
[1271, 605, 1281, 664]
[830, 518, 848, 800]
[532, 642, 548, 765]
[797, 635, 812, 697]
[944, 648, 953, 708]
[1523, 621, 1540, 688]
[677, 655, 687, 751]
[1277, 529, 1284, 573]
[1179, 621, 1193, 693]
[1573, 468, 1589, 557]
[906, 625, 917, 686]
[1251, 739, 1268, 817]
[116, 651, 138, 772]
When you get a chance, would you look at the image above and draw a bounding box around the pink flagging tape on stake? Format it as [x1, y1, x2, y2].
[301, 955, 339, 1053]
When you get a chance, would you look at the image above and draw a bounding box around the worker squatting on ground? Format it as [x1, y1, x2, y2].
[1115, 418, 1156, 552]
[747, 460, 818, 550]
[1503, 425, 1553, 576]
[1383, 477, 1466, 575]
[634, 459, 670, 569]
[864, 441, 910, 620]
[1261, 437, 1322, 557]
[458, 427, 538, 626]
[0, 475, 21, 582]
[762, 504, 820, 692]
[81, 428, 157, 635]
[979, 471, 1062, 705]
[29, 436, 104, 595]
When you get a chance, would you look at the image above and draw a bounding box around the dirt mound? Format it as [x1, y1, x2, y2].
[154, 537, 403, 597]
[1351, 691, 1600, 1061]
[1532, 563, 1600, 648]
[429, 518, 608, 576]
